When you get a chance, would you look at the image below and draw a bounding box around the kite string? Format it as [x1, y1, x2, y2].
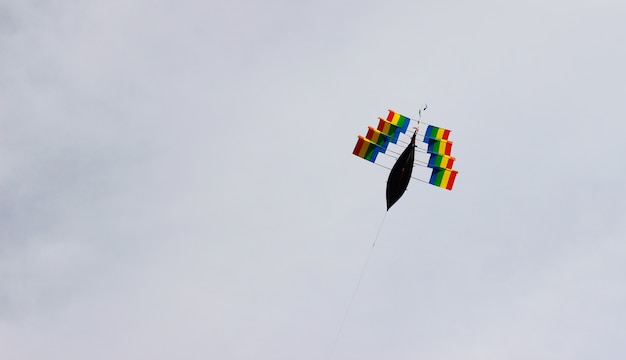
[372, 210, 387, 247]
[327, 211, 387, 360]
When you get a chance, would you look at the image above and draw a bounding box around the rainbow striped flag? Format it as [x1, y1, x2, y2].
[423, 125, 451, 141]
[427, 153, 456, 170]
[353, 135, 385, 162]
[386, 110, 411, 134]
[376, 118, 403, 144]
[425, 138, 453, 156]
[429, 168, 458, 190]
[365, 126, 390, 149]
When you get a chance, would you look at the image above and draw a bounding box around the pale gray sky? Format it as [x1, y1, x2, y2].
[2, 0, 626, 359]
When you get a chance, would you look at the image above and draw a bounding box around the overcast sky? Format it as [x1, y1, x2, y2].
[2, 0, 626, 359]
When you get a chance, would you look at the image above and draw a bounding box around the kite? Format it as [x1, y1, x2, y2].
[329, 109, 459, 357]
[353, 108, 458, 210]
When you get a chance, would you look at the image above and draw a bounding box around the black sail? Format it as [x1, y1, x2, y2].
[385, 132, 416, 210]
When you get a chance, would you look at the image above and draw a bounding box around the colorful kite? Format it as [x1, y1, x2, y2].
[353, 108, 458, 210]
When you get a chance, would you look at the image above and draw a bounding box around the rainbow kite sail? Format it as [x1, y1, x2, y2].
[353, 108, 458, 209]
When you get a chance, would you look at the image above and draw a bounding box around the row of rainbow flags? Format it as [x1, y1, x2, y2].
[352, 109, 458, 190]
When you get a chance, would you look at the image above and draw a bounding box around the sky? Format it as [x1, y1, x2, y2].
[1, 0, 626, 359]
